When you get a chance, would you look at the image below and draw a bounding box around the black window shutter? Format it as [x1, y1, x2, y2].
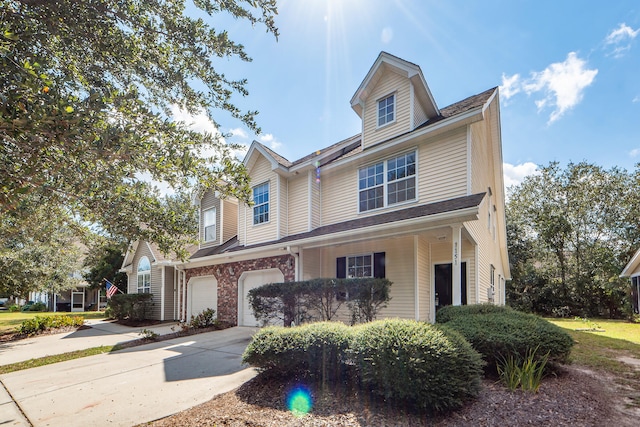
[374, 252, 386, 278]
[336, 257, 346, 278]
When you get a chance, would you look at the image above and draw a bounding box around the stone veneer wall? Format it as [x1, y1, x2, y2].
[184, 254, 296, 325]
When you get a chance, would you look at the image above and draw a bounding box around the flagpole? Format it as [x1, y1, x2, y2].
[103, 278, 125, 294]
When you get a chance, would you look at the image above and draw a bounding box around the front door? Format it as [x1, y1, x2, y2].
[71, 291, 85, 312]
[434, 262, 467, 311]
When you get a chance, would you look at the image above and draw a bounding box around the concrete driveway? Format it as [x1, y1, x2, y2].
[0, 326, 257, 427]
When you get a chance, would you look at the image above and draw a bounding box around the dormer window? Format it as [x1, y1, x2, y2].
[203, 207, 216, 242]
[378, 93, 395, 127]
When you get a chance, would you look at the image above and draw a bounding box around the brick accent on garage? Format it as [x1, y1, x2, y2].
[184, 254, 295, 325]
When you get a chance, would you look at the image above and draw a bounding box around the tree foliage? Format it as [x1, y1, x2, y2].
[83, 236, 128, 292]
[1, 0, 278, 257]
[506, 161, 640, 317]
[0, 195, 84, 298]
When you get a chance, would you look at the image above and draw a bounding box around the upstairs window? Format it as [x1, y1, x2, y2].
[203, 207, 216, 242]
[253, 182, 269, 225]
[137, 256, 151, 294]
[378, 93, 395, 127]
[359, 151, 416, 212]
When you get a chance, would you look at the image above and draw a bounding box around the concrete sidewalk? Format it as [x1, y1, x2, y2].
[0, 326, 257, 427]
[0, 319, 181, 366]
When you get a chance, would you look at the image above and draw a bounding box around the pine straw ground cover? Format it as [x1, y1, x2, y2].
[143, 364, 637, 427]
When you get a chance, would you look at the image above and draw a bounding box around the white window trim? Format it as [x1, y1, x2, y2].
[252, 181, 270, 226]
[203, 207, 216, 242]
[346, 253, 374, 279]
[357, 149, 418, 214]
[376, 92, 397, 129]
[137, 256, 151, 294]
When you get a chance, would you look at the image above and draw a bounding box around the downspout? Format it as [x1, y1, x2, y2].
[286, 246, 299, 281]
[160, 266, 166, 321]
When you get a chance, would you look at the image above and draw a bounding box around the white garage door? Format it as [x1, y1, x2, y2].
[188, 276, 217, 320]
[240, 269, 284, 327]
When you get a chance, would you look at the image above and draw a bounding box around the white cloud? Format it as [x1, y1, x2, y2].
[523, 52, 598, 124]
[258, 133, 283, 151]
[135, 172, 175, 197]
[605, 23, 639, 57]
[229, 127, 249, 139]
[633, 95, 640, 103]
[499, 73, 521, 100]
[381, 27, 393, 44]
[170, 105, 219, 135]
[503, 162, 539, 188]
[630, 148, 640, 158]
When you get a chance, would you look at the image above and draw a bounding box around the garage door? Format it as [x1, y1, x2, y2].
[188, 276, 217, 320]
[240, 269, 284, 326]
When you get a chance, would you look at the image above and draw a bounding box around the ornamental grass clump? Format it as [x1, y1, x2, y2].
[497, 347, 549, 392]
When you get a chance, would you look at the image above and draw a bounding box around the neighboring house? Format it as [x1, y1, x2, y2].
[620, 248, 640, 314]
[122, 52, 511, 325]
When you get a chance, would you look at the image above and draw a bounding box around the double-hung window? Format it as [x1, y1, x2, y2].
[137, 256, 151, 294]
[378, 94, 395, 127]
[358, 151, 416, 212]
[203, 208, 216, 242]
[347, 254, 373, 278]
[253, 182, 269, 225]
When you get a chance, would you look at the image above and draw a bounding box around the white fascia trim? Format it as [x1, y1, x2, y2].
[323, 107, 484, 172]
[621, 248, 640, 277]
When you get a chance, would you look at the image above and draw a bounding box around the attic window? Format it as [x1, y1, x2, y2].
[378, 94, 395, 127]
[203, 207, 216, 242]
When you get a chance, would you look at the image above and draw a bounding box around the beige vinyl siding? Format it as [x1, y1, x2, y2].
[200, 190, 221, 249]
[163, 266, 176, 320]
[222, 199, 238, 242]
[462, 239, 476, 303]
[470, 118, 493, 195]
[465, 200, 492, 303]
[128, 243, 162, 320]
[412, 84, 428, 128]
[245, 155, 278, 246]
[321, 162, 359, 226]
[421, 128, 468, 202]
[238, 202, 246, 246]
[302, 248, 322, 281]
[310, 170, 321, 230]
[417, 235, 431, 321]
[362, 70, 411, 149]
[317, 236, 416, 320]
[278, 175, 287, 239]
[287, 174, 309, 236]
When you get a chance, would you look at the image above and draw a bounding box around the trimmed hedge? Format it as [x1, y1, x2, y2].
[105, 293, 153, 322]
[242, 322, 351, 382]
[350, 319, 484, 413]
[17, 315, 84, 336]
[436, 305, 573, 369]
[242, 319, 484, 413]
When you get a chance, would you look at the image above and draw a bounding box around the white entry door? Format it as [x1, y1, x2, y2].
[239, 269, 284, 327]
[187, 276, 218, 320]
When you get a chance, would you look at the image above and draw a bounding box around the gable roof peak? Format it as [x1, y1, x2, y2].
[350, 52, 440, 120]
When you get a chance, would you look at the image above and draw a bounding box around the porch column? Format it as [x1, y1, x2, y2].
[452, 224, 462, 306]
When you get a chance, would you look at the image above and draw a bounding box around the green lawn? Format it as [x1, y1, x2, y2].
[547, 317, 640, 408]
[0, 311, 107, 334]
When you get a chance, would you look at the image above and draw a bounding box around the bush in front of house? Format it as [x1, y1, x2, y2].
[105, 293, 153, 322]
[436, 305, 574, 370]
[188, 308, 217, 328]
[242, 321, 351, 383]
[349, 319, 484, 413]
[247, 278, 392, 326]
[17, 315, 84, 336]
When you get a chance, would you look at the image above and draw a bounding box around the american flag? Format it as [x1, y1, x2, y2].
[105, 279, 119, 299]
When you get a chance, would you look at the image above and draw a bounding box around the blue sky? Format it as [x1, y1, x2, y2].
[179, 0, 640, 188]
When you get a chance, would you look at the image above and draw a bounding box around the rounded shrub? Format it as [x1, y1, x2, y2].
[438, 307, 573, 370]
[242, 322, 351, 381]
[436, 303, 514, 323]
[349, 319, 484, 413]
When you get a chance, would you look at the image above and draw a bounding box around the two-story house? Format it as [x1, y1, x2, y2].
[122, 52, 510, 325]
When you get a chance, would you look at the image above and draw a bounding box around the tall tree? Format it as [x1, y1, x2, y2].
[83, 237, 128, 293]
[0, 195, 84, 298]
[507, 161, 640, 317]
[1, 0, 277, 257]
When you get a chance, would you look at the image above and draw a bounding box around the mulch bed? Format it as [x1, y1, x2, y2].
[146, 365, 633, 427]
